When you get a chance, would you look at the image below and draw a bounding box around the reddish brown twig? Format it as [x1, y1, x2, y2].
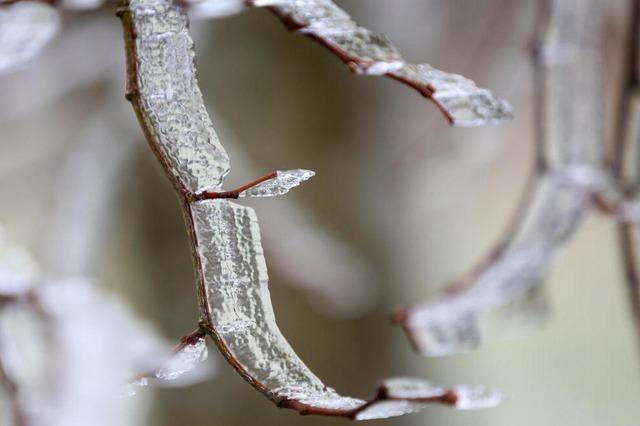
[193, 171, 277, 201]
[247, 0, 512, 127]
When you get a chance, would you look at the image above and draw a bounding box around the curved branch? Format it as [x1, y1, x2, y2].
[394, 0, 608, 356]
[245, 0, 512, 127]
[118, 0, 500, 419]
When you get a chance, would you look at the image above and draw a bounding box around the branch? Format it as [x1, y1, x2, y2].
[118, 0, 501, 419]
[394, 0, 608, 356]
[244, 0, 512, 127]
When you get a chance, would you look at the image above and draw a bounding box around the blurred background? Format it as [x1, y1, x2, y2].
[1, 0, 640, 425]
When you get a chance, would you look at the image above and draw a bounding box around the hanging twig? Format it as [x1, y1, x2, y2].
[244, 0, 512, 127]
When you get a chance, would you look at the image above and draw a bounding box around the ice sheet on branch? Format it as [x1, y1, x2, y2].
[395, 0, 607, 356]
[243, 0, 512, 126]
[125, 0, 231, 193]
[190, 199, 500, 419]
[0, 1, 59, 75]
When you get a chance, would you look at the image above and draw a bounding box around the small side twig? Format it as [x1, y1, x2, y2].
[192, 171, 277, 201]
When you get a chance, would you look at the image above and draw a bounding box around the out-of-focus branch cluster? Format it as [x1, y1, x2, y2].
[395, 0, 611, 356]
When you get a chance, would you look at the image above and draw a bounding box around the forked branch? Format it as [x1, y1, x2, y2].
[118, 0, 501, 419]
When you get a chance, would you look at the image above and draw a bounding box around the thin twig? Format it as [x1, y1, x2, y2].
[193, 171, 277, 201]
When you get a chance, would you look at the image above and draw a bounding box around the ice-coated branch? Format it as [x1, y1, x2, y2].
[191, 199, 500, 418]
[118, 0, 500, 419]
[394, 0, 608, 356]
[243, 0, 512, 126]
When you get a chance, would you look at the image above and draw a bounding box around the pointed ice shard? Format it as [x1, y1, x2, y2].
[0, 2, 60, 75]
[155, 336, 211, 383]
[239, 169, 315, 198]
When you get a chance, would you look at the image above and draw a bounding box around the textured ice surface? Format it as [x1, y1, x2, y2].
[0, 1, 59, 75]
[400, 0, 606, 356]
[190, 200, 497, 418]
[248, 0, 512, 126]
[127, 0, 230, 192]
[390, 64, 512, 126]
[240, 169, 314, 197]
